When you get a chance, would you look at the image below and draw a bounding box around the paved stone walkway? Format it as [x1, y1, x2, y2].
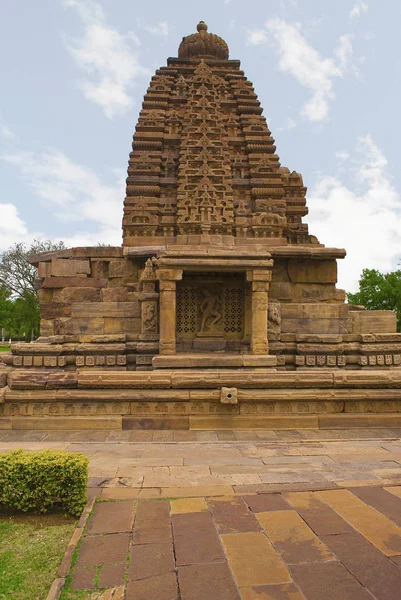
[2, 428, 401, 599]
[2, 427, 401, 495]
[69, 487, 401, 599]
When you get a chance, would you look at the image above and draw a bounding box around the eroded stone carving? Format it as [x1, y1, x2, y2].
[199, 289, 223, 333]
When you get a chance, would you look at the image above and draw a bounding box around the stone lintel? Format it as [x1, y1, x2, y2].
[158, 258, 274, 270]
[124, 246, 167, 257]
[270, 247, 346, 260]
[28, 246, 123, 266]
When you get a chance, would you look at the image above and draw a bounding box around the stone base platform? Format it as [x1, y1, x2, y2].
[3, 368, 401, 430]
[152, 353, 279, 369]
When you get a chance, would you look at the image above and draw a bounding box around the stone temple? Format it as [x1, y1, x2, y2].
[2, 22, 401, 431]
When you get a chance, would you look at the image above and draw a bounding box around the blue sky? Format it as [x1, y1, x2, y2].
[1, 0, 400, 292]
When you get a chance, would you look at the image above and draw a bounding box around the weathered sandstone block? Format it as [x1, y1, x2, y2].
[42, 277, 107, 288]
[41, 303, 72, 319]
[77, 371, 171, 389]
[281, 318, 352, 335]
[288, 259, 337, 284]
[281, 304, 349, 319]
[101, 287, 130, 302]
[53, 287, 101, 303]
[51, 259, 91, 277]
[38, 262, 51, 278]
[108, 260, 138, 278]
[12, 416, 122, 430]
[220, 387, 238, 404]
[104, 318, 140, 334]
[71, 302, 140, 318]
[351, 310, 396, 334]
[62, 318, 105, 335]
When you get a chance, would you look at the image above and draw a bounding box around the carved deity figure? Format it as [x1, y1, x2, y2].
[268, 302, 282, 335]
[143, 303, 157, 333]
[199, 290, 223, 333]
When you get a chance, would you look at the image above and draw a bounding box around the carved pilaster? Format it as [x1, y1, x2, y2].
[139, 258, 159, 342]
[158, 268, 183, 355]
[247, 269, 272, 355]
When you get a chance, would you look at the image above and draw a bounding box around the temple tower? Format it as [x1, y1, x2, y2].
[122, 21, 346, 368]
[123, 22, 310, 248]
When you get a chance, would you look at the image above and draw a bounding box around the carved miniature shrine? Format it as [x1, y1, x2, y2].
[2, 22, 401, 430]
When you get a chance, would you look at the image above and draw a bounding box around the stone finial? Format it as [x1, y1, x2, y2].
[178, 22, 229, 60]
[140, 257, 158, 283]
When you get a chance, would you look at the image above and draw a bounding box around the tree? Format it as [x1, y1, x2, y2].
[0, 239, 65, 297]
[347, 268, 401, 331]
[0, 239, 65, 341]
[0, 286, 14, 341]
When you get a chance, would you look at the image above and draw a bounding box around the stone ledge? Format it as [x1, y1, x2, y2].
[318, 413, 401, 428]
[122, 416, 189, 430]
[189, 415, 319, 429]
[7, 368, 401, 391]
[153, 354, 278, 369]
[11, 416, 122, 430]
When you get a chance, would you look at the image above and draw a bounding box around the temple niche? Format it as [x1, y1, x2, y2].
[2, 22, 401, 431]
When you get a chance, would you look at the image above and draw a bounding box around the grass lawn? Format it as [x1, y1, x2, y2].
[0, 511, 76, 600]
[0, 347, 10, 352]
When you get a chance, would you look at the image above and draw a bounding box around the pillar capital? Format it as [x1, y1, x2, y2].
[159, 280, 177, 292]
[246, 269, 272, 283]
[252, 281, 270, 293]
[157, 268, 183, 281]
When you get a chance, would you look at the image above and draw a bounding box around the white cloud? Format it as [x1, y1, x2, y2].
[63, 0, 150, 118]
[0, 121, 14, 140]
[0, 203, 29, 250]
[307, 135, 401, 292]
[335, 34, 353, 70]
[248, 19, 355, 121]
[350, 1, 368, 20]
[277, 116, 297, 131]
[335, 151, 350, 160]
[142, 21, 169, 36]
[3, 149, 124, 246]
[247, 29, 268, 46]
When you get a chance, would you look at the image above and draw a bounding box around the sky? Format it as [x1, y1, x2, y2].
[1, 0, 400, 292]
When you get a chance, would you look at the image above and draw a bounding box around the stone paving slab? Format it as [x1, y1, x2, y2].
[3, 428, 401, 598]
[61, 486, 401, 599]
[3, 427, 401, 494]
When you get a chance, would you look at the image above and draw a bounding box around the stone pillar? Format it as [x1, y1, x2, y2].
[247, 269, 272, 355]
[139, 258, 159, 342]
[158, 269, 183, 355]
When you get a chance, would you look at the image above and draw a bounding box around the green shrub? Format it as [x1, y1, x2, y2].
[0, 449, 89, 516]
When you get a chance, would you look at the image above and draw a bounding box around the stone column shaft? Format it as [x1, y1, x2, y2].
[159, 281, 177, 355]
[247, 270, 272, 355]
[158, 269, 183, 356]
[251, 283, 269, 354]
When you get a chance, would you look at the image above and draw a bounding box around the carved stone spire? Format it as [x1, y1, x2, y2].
[176, 61, 234, 236]
[122, 24, 315, 247]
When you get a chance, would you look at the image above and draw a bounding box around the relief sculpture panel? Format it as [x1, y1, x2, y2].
[176, 277, 244, 341]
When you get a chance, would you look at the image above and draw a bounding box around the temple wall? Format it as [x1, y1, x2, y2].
[1, 249, 397, 374]
[35, 248, 141, 339]
[270, 258, 346, 304]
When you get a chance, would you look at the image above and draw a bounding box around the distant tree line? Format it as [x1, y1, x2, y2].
[346, 268, 401, 331]
[0, 240, 65, 342]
